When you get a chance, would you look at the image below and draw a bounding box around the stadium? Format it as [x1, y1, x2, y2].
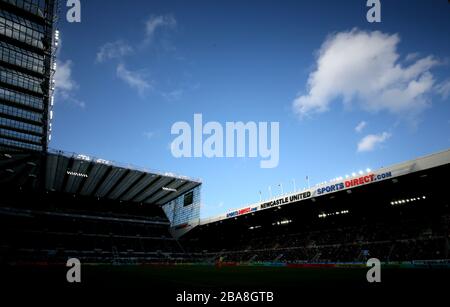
[0, 0, 449, 299]
[2, 145, 449, 294]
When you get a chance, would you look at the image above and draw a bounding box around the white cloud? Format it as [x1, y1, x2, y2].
[355, 120, 367, 133]
[63, 96, 85, 109]
[437, 79, 450, 99]
[144, 14, 176, 43]
[116, 63, 151, 95]
[54, 60, 85, 108]
[162, 89, 183, 101]
[293, 29, 440, 119]
[96, 40, 133, 63]
[405, 52, 420, 62]
[357, 132, 391, 152]
[143, 131, 156, 139]
[95, 15, 178, 98]
[54, 60, 77, 92]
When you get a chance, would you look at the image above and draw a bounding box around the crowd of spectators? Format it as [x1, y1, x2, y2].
[195, 216, 450, 263]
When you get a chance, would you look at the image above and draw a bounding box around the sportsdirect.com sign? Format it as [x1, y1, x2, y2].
[316, 171, 392, 195]
[226, 207, 258, 218]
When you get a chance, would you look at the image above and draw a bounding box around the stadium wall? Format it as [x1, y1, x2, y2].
[163, 186, 201, 237]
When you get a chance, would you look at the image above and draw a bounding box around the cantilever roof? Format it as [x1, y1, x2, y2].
[200, 148, 450, 225]
[45, 150, 201, 206]
[0, 149, 201, 206]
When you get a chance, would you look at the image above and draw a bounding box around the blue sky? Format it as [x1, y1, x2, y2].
[52, 0, 450, 218]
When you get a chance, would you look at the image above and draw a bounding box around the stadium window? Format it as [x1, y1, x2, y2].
[183, 191, 194, 207]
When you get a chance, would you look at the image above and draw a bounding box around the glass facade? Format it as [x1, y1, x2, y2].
[0, 0, 57, 152]
[2, 0, 47, 18]
[163, 186, 201, 226]
[0, 41, 45, 74]
[0, 10, 45, 49]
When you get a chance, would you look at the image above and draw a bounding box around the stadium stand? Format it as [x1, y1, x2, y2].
[0, 150, 199, 264]
[181, 151, 450, 264]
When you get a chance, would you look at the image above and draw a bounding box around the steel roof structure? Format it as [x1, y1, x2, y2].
[0, 149, 201, 206]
